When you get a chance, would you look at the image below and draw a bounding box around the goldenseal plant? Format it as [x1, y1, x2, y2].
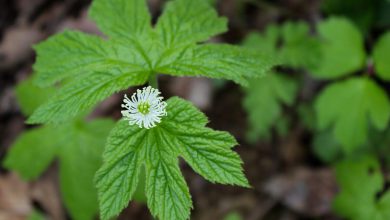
[242, 21, 321, 141]
[25, 0, 276, 219]
[3, 77, 115, 220]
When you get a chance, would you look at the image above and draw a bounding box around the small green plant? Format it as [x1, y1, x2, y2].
[242, 17, 390, 154]
[5, 0, 275, 220]
[4, 78, 114, 220]
[313, 18, 390, 153]
[242, 15, 390, 220]
[315, 77, 389, 152]
[314, 19, 390, 219]
[242, 21, 321, 141]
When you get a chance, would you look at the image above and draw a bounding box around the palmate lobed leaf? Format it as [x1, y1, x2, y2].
[309, 17, 366, 79]
[3, 126, 60, 180]
[10, 75, 118, 219]
[334, 156, 390, 220]
[241, 22, 319, 142]
[315, 77, 390, 152]
[95, 97, 249, 220]
[243, 25, 279, 55]
[242, 21, 321, 69]
[58, 119, 115, 220]
[278, 22, 322, 69]
[7, 77, 58, 179]
[243, 72, 298, 141]
[156, 44, 274, 86]
[3, 119, 115, 220]
[29, 0, 275, 124]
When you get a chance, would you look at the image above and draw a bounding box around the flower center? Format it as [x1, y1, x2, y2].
[138, 102, 150, 115]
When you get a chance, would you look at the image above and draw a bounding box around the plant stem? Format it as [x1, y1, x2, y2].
[148, 73, 158, 88]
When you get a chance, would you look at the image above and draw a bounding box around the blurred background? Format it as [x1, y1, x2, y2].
[1, 0, 390, 219]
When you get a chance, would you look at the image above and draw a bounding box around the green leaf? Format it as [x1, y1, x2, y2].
[33, 31, 149, 87]
[4, 119, 114, 220]
[31, 0, 275, 124]
[373, 31, 390, 80]
[315, 77, 390, 152]
[28, 70, 149, 124]
[156, 44, 274, 86]
[133, 166, 147, 203]
[3, 126, 59, 180]
[278, 22, 322, 69]
[95, 97, 249, 220]
[242, 22, 321, 69]
[89, 0, 152, 39]
[15, 78, 55, 116]
[333, 156, 390, 220]
[59, 119, 114, 220]
[310, 17, 366, 79]
[242, 25, 279, 55]
[94, 123, 146, 220]
[156, 0, 227, 47]
[243, 72, 298, 141]
[145, 144, 192, 220]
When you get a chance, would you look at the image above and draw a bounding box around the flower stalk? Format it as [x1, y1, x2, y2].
[148, 73, 158, 89]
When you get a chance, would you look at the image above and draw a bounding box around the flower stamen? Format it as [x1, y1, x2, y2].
[138, 102, 150, 115]
[121, 86, 167, 129]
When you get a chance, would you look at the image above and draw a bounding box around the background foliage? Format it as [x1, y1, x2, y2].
[0, 0, 390, 219]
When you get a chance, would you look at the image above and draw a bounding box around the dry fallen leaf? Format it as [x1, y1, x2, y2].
[0, 26, 43, 70]
[31, 166, 65, 220]
[0, 173, 31, 220]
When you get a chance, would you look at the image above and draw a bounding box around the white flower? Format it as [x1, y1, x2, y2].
[121, 86, 167, 129]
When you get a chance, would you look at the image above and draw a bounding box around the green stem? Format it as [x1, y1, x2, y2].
[148, 74, 158, 88]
